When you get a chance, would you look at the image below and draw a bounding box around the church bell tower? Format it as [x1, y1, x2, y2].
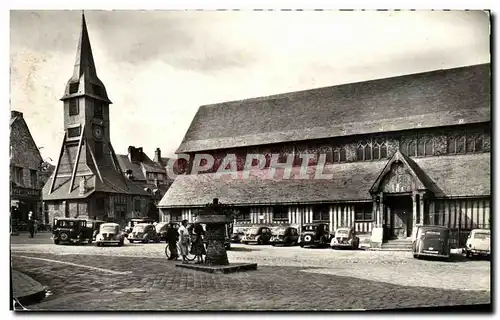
[42, 12, 144, 219]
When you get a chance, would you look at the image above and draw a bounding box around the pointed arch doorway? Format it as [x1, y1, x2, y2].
[370, 150, 437, 241]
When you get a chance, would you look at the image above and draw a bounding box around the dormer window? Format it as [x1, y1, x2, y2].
[69, 99, 79, 116]
[69, 82, 79, 94]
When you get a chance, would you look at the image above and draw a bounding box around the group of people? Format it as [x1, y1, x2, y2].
[166, 220, 207, 264]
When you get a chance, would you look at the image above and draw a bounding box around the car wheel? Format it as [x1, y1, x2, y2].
[300, 243, 304, 248]
[413, 254, 419, 259]
[466, 251, 472, 258]
[242, 241, 248, 245]
[59, 232, 69, 242]
[129, 239, 134, 243]
[119, 240, 124, 247]
[142, 237, 148, 244]
[54, 239, 60, 245]
[88, 239, 93, 244]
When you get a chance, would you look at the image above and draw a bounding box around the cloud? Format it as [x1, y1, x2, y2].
[10, 10, 490, 162]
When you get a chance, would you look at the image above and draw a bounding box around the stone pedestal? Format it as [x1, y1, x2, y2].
[180, 198, 257, 274]
[196, 214, 231, 266]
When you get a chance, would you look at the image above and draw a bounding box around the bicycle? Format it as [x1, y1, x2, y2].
[165, 242, 196, 261]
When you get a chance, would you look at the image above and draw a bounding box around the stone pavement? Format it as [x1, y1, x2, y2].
[11, 252, 490, 311]
[11, 270, 46, 305]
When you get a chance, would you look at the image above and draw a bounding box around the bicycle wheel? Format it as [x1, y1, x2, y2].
[184, 243, 196, 261]
[165, 245, 171, 258]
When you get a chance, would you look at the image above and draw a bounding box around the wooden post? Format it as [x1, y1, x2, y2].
[411, 192, 418, 238]
[49, 132, 68, 194]
[378, 192, 384, 227]
[419, 193, 425, 225]
[69, 124, 86, 194]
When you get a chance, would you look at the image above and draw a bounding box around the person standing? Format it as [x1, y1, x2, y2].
[191, 223, 206, 264]
[27, 212, 35, 238]
[166, 223, 179, 260]
[178, 220, 190, 264]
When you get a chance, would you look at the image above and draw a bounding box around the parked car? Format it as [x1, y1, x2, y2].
[127, 223, 160, 243]
[241, 226, 272, 245]
[155, 222, 170, 242]
[464, 229, 490, 258]
[300, 223, 331, 248]
[412, 225, 450, 259]
[96, 223, 125, 247]
[52, 218, 94, 245]
[123, 218, 155, 237]
[231, 227, 248, 243]
[91, 220, 106, 240]
[270, 226, 299, 246]
[331, 227, 359, 250]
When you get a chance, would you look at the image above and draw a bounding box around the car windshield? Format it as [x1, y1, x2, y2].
[336, 229, 349, 236]
[133, 225, 146, 232]
[274, 228, 287, 235]
[303, 225, 318, 231]
[474, 232, 490, 239]
[247, 228, 259, 235]
[58, 220, 75, 227]
[101, 225, 118, 233]
[421, 230, 443, 238]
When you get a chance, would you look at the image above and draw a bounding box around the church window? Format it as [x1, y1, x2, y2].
[356, 141, 366, 161]
[339, 147, 346, 162]
[424, 139, 433, 156]
[68, 126, 81, 138]
[372, 138, 388, 160]
[365, 144, 372, 161]
[475, 135, 484, 152]
[417, 138, 425, 156]
[69, 83, 79, 94]
[447, 134, 466, 154]
[69, 99, 79, 116]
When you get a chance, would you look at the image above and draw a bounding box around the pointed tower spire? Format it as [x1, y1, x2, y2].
[61, 11, 111, 103]
[73, 11, 97, 79]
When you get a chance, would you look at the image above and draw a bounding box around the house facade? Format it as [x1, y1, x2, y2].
[158, 64, 491, 241]
[10, 111, 44, 224]
[42, 13, 151, 226]
[116, 146, 173, 220]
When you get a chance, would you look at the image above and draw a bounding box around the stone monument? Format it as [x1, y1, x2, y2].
[176, 198, 257, 274]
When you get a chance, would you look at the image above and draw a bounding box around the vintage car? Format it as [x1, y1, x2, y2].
[155, 222, 170, 242]
[231, 227, 248, 243]
[464, 229, 490, 258]
[127, 223, 160, 243]
[331, 227, 360, 250]
[412, 225, 450, 259]
[52, 218, 94, 245]
[91, 220, 107, 240]
[96, 223, 125, 246]
[300, 223, 331, 248]
[270, 226, 299, 246]
[241, 226, 273, 245]
[123, 217, 155, 237]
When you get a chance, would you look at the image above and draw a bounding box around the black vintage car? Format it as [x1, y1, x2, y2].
[412, 225, 450, 259]
[270, 226, 299, 246]
[299, 223, 331, 248]
[52, 218, 94, 245]
[128, 223, 160, 243]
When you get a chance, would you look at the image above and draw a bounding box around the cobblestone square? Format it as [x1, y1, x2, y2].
[10, 235, 491, 311]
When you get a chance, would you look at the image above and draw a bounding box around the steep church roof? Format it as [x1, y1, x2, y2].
[60, 12, 111, 103]
[177, 63, 490, 153]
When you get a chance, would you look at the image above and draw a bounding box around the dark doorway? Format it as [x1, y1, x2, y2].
[385, 196, 413, 239]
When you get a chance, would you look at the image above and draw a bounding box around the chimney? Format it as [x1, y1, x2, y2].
[154, 148, 161, 163]
[128, 146, 135, 162]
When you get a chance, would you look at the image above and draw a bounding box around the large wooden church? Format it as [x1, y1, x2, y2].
[42, 13, 151, 224]
[158, 63, 491, 243]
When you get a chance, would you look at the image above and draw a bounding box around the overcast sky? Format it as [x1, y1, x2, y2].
[10, 10, 490, 163]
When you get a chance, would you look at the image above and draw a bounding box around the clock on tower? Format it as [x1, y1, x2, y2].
[93, 125, 103, 139]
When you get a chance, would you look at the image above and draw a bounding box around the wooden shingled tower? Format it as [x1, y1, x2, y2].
[42, 12, 149, 220]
